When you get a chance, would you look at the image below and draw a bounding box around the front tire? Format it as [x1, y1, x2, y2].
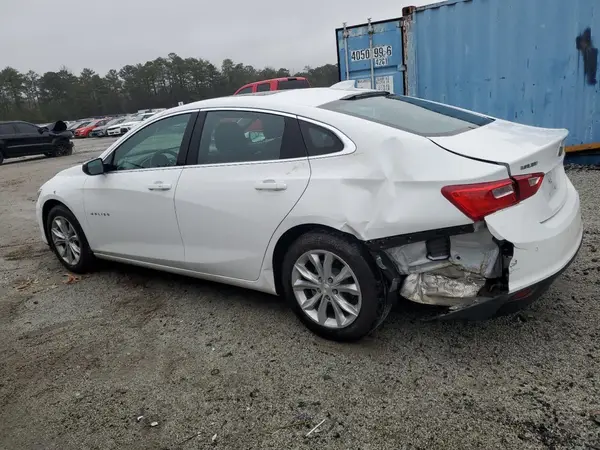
[46, 205, 96, 273]
[281, 230, 389, 342]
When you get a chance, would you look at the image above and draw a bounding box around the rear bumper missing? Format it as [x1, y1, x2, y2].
[437, 236, 581, 320]
[366, 223, 582, 321]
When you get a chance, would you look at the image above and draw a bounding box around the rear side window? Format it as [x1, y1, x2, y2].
[321, 94, 494, 137]
[0, 124, 14, 135]
[299, 121, 344, 156]
[278, 79, 310, 90]
[236, 86, 253, 95]
[256, 83, 271, 92]
[195, 110, 306, 164]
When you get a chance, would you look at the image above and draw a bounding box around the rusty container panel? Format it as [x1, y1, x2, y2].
[405, 0, 600, 149]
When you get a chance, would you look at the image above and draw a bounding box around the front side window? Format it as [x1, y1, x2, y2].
[196, 110, 304, 164]
[15, 122, 39, 134]
[109, 113, 191, 171]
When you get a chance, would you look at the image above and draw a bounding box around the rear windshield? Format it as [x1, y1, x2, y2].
[278, 79, 310, 90]
[321, 94, 494, 137]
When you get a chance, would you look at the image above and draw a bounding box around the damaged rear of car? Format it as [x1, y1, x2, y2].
[314, 92, 583, 321]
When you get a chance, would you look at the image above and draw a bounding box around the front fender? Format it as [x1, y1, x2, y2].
[37, 174, 89, 244]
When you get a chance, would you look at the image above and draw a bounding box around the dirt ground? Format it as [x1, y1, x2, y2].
[0, 139, 599, 450]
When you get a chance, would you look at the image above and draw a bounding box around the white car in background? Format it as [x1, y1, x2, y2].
[35, 86, 582, 341]
[106, 113, 155, 136]
[106, 116, 134, 136]
[118, 112, 157, 134]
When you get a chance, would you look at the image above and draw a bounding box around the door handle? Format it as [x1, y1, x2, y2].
[147, 182, 172, 191]
[254, 180, 287, 191]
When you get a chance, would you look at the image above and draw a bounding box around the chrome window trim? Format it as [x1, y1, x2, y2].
[180, 108, 355, 168]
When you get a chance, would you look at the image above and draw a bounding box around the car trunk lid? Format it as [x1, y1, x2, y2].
[430, 119, 569, 222]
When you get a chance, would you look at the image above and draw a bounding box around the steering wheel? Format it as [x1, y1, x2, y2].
[150, 151, 175, 168]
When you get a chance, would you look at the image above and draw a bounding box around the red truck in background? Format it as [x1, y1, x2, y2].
[233, 77, 310, 95]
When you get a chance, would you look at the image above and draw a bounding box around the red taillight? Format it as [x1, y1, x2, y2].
[441, 173, 544, 221]
[513, 173, 544, 201]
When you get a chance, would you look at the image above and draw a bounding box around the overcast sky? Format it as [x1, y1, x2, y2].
[1, 0, 428, 75]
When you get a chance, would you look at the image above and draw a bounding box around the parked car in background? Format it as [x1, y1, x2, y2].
[117, 112, 157, 134]
[35, 86, 582, 341]
[90, 117, 127, 137]
[67, 120, 91, 134]
[106, 115, 136, 136]
[74, 118, 111, 138]
[233, 77, 310, 95]
[0, 120, 73, 164]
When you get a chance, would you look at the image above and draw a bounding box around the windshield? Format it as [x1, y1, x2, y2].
[321, 94, 494, 137]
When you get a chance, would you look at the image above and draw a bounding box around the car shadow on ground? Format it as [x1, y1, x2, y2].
[94, 260, 539, 350]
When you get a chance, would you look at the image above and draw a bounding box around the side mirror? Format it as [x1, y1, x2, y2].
[82, 158, 105, 176]
[39, 127, 48, 134]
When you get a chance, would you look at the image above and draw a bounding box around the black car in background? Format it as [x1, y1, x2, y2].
[0, 120, 73, 165]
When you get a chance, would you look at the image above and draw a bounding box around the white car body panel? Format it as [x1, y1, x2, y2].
[83, 167, 185, 264]
[175, 159, 311, 281]
[36, 87, 583, 305]
[485, 171, 582, 292]
[36, 165, 90, 245]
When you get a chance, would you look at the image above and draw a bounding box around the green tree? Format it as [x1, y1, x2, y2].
[0, 55, 339, 122]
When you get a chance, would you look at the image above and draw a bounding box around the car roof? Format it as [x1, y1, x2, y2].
[167, 87, 362, 116]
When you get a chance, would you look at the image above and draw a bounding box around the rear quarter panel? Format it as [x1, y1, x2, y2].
[274, 111, 511, 241]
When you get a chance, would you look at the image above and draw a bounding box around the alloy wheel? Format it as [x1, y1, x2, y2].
[291, 250, 362, 329]
[50, 216, 81, 266]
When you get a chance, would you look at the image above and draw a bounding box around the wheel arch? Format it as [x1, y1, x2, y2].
[41, 199, 72, 241]
[271, 223, 377, 296]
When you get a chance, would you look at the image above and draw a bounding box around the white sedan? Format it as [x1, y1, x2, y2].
[35, 85, 583, 341]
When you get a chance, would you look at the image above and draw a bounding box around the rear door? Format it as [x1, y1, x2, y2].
[175, 109, 310, 281]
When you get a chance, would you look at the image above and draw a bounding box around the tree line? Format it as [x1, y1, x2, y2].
[0, 53, 340, 123]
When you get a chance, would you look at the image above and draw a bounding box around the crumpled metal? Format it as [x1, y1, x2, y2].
[400, 266, 486, 306]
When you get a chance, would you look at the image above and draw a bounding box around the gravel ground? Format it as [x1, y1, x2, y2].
[0, 139, 599, 450]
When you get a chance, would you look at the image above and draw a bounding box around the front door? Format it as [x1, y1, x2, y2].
[12, 122, 54, 156]
[175, 109, 310, 281]
[83, 112, 195, 265]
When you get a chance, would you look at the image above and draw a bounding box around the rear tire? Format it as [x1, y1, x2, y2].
[46, 205, 96, 274]
[281, 230, 390, 342]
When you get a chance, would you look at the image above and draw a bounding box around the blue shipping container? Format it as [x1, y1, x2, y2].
[336, 18, 406, 95]
[337, 0, 600, 153]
